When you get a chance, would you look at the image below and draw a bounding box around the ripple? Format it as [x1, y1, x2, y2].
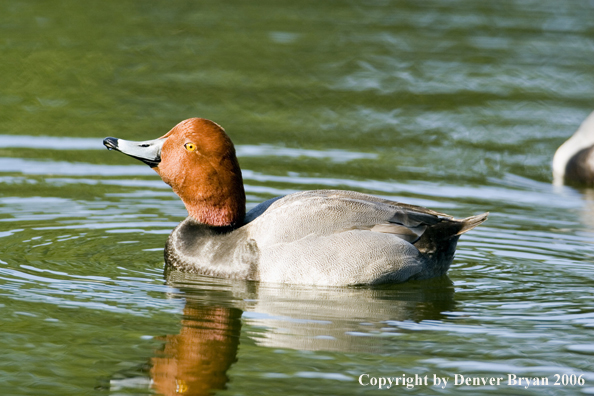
[566, 345, 594, 355]
[0, 135, 376, 163]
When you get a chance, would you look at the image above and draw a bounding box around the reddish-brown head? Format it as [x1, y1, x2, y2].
[104, 118, 246, 227]
[156, 118, 246, 226]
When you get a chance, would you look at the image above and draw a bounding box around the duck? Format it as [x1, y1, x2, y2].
[553, 110, 594, 186]
[103, 118, 487, 286]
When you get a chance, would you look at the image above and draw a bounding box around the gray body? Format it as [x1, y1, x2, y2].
[165, 190, 487, 286]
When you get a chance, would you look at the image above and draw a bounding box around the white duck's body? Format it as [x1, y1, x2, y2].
[553, 111, 594, 186]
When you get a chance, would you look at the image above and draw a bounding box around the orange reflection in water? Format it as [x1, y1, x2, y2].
[151, 304, 243, 396]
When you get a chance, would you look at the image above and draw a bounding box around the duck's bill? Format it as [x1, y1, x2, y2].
[103, 137, 166, 168]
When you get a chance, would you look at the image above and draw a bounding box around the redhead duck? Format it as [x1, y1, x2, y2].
[553, 110, 594, 186]
[103, 118, 487, 286]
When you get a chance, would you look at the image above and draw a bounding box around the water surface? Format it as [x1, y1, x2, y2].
[2, 0, 594, 395]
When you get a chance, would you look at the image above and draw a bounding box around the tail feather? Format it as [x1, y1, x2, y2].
[413, 211, 488, 259]
[406, 211, 488, 280]
[456, 212, 489, 235]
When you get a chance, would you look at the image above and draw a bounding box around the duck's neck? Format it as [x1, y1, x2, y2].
[177, 187, 246, 228]
[185, 202, 244, 228]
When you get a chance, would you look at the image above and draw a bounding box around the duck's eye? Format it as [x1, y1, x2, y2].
[184, 143, 197, 152]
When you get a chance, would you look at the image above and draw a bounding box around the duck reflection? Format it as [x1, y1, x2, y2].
[128, 273, 455, 395]
[150, 303, 242, 396]
[165, 270, 455, 353]
[577, 189, 594, 229]
[240, 279, 455, 352]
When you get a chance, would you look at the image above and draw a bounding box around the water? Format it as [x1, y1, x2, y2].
[1, 0, 594, 395]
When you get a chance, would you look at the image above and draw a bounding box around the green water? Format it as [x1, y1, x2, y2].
[2, 0, 594, 395]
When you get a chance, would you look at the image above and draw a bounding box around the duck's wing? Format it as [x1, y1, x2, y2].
[247, 190, 487, 249]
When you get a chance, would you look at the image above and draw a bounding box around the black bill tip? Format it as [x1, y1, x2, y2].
[103, 137, 119, 151]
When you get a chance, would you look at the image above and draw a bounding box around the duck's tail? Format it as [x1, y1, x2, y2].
[455, 212, 489, 235]
[412, 212, 488, 278]
[415, 212, 488, 252]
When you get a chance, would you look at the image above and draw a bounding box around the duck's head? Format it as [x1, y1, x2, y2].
[104, 118, 246, 227]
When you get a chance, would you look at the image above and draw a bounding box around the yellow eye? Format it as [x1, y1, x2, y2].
[184, 143, 196, 152]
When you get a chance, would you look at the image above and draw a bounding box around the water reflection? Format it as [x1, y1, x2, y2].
[128, 273, 455, 395]
[577, 189, 594, 232]
[118, 272, 456, 395]
[150, 303, 242, 396]
[169, 271, 455, 353]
